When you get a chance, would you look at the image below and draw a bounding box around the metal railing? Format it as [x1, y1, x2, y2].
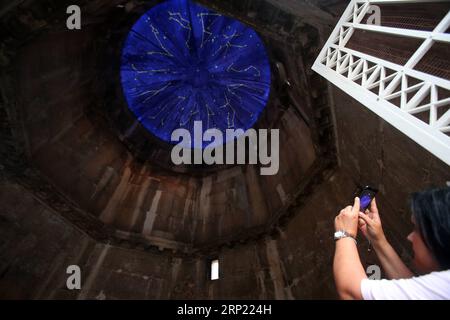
[312, 0, 450, 165]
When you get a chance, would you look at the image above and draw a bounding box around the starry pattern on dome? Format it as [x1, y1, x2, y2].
[120, 0, 271, 147]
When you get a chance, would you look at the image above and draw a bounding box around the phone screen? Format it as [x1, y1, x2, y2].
[360, 195, 372, 210]
[358, 187, 377, 211]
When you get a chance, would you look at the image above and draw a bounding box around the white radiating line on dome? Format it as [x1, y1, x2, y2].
[168, 11, 190, 28]
[219, 93, 236, 129]
[227, 63, 261, 77]
[146, 23, 174, 57]
[223, 30, 243, 41]
[198, 12, 222, 48]
[179, 103, 200, 127]
[131, 64, 170, 74]
[216, 30, 248, 57]
[159, 97, 187, 128]
[205, 103, 216, 130]
[214, 44, 248, 57]
[137, 82, 172, 104]
[150, 96, 186, 123]
[168, 11, 192, 49]
[226, 83, 254, 101]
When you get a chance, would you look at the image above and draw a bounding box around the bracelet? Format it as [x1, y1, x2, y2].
[334, 230, 357, 244]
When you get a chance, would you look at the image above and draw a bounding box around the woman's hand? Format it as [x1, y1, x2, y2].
[334, 197, 360, 237]
[358, 197, 386, 244]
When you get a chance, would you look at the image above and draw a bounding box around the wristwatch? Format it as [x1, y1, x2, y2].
[334, 230, 357, 244]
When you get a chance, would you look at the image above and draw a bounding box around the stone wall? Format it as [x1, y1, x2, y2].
[0, 169, 354, 300]
[0, 180, 96, 299]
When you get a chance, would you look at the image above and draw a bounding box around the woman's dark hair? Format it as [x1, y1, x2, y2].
[411, 187, 450, 270]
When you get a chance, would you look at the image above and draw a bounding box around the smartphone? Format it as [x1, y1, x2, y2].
[358, 186, 378, 212]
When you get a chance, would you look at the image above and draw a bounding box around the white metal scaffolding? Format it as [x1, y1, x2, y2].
[312, 0, 450, 165]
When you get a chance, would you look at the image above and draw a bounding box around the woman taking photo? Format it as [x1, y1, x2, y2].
[333, 187, 450, 299]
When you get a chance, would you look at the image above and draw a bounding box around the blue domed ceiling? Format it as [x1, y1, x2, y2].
[120, 0, 271, 147]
